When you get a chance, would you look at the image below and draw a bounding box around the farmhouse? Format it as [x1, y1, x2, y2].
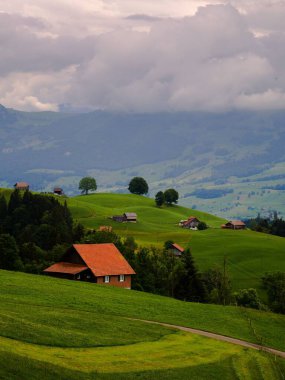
[14, 182, 29, 191]
[53, 187, 64, 195]
[221, 220, 246, 230]
[180, 216, 200, 229]
[112, 212, 137, 223]
[43, 243, 136, 289]
[169, 243, 184, 257]
[124, 212, 137, 222]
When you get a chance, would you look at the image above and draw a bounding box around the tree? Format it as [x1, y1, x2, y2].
[262, 272, 285, 314]
[0, 234, 23, 270]
[197, 221, 207, 230]
[155, 191, 165, 207]
[164, 189, 179, 205]
[174, 249, 206, 302]
[234, 288, 263, 309]
[202, 265, 231, 305]
[79, 177, 97, 195]
[128, 177, 149, 195]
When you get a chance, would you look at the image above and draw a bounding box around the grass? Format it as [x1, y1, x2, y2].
[67, 192, 285, 290]
[0, 270, 284, 379]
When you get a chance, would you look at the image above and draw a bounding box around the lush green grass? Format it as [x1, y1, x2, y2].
[67, 193, 285, 290]
[0, 270, 284, 379]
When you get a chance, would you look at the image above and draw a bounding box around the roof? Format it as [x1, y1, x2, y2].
[228, 220, 245, 226]
[54, 187, 63, 192]
[187, 216, 199, 222]
[43, 262, 88, 275]
[14, 182, 29, 188]
[171, 243, 184, 253]
[124, 212, 137, 218]
[73, 243, 136, 277]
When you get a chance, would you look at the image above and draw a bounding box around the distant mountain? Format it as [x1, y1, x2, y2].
[1, 104, 285, 218]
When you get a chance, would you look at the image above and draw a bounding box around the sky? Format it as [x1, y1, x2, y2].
[0, 0, 285, 112]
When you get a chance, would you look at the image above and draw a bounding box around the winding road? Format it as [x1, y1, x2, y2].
[130, 318, 285, 359]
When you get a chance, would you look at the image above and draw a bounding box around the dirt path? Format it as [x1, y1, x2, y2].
[130, 319, 285, 359]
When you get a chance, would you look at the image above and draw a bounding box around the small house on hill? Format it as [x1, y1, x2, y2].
[221, 220, 246, 230]
[112, 212, 137, 223]
[14, 182, 29, 191]
[44, 243, 136, 289]
[124, 212, 137, 222]
[180, 216, 200, 229]
[53, 187, 64, 196]
[169, 243, 184, 257]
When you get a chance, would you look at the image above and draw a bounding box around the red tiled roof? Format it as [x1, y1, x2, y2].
[188, 216, 199, 222]
[15, 182, 29, 188]
[73, 243, 136, 277]
[171, 243, 184, 252]
[43, 262, 88, 275]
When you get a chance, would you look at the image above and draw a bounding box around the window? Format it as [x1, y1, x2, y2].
[104, 275, 110, 283]
[119, 274, 125, 282]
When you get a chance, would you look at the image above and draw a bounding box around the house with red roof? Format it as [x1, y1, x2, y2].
[221, 220, 246, 230]
[169, 243, 184, 257]
[14, 182, 29, 191]
[179, 216, 200, 229]
[44, 243, 135, 289]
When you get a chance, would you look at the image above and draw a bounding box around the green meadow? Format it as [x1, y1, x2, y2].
[67, 193, 285, 290]
[0, 270, 285, 379]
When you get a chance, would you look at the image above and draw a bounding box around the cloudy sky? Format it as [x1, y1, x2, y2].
[0, 0, 285, 112]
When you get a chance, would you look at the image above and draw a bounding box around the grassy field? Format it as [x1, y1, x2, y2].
[0, 270, 285, 379]
[67, 193, 285, 291]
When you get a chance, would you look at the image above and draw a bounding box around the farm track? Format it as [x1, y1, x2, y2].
[130, 319, 285, 359]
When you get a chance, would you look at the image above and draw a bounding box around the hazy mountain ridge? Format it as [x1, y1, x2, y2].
[1, 105, 285, 218]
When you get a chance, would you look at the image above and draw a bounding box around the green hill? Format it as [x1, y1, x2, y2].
[0, 270, 284, 379]
[67, 193, 285, 291]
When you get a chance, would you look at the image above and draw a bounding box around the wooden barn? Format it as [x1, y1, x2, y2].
[44, 243, 135, 289]
[221, 220, 246, 230]
[14, 182, 29, 191]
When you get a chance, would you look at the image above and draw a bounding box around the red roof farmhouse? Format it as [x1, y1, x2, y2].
[221, 220, 246, 230]
[169, 243, 185, 257]
[179, 216, 200, 229]
[44, 243, 135, 289]
[14, 182, 29, 191]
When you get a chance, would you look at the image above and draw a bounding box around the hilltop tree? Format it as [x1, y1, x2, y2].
[79, 176, 97, 195]
[128, 177, 148, 195]
[155, 191, 165, 207]
[164, 188, 179, 205]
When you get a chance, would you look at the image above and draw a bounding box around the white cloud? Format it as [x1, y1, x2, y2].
[0, 1, 284, 112]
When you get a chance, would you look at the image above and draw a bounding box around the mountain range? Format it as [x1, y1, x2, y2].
[1, 104, 285, 218]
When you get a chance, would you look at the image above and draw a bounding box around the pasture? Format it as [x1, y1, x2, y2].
[67, 193, 285, 290]
[0, 270, 284, 379]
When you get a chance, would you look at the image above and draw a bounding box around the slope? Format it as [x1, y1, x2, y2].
[0, 270, 284, 379]
[67, 193, 285, 290]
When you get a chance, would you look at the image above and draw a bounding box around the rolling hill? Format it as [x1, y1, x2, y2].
[67, 192, 285, 291]
[0, 270, 284, 379]
[2, 104, 285, 218]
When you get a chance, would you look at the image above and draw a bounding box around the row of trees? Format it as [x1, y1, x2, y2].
[78, 176, 179, 206]
[246, 213, 285, 238]
[155, 189, 179, 206]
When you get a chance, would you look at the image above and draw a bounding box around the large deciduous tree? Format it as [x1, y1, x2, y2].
[164, 188, 179, 205]
[79, 177, 97, 195]
[128, 177, 148, 195]
[155, 191, 165, 207]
